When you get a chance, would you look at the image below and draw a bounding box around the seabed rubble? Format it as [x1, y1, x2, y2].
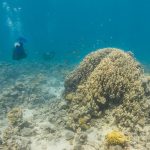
[0, 48, 150, 150]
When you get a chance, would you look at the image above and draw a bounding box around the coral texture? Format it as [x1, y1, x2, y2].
[64, 48, 150, 131]
[65, 48, 143, 106]
[64, 48, 114, 95]
[7, 107, 23, 126]
[105, 130, 129, 146]
[2, 108, 31, 149]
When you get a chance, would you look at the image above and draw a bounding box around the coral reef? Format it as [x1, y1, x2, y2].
[1, 108, 32, 149]
[64, 48, 114, 94]
[0, 58, 150, 149]
[2, 121, 31, 150]
[142, 75, 150, 96]
[114, 75, 150, 132]
[65, 48, 143, 104]
[64, 48, 150, 132]
[0, 74, 50, 117]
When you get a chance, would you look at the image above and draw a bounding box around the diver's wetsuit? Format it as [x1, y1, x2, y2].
[12, 42, 27, 60]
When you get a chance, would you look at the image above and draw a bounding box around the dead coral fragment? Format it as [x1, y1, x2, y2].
[105, 130, 129, 146]
[7, 107, 23, 126]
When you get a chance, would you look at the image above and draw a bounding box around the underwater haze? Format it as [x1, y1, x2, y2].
[1, 0, 150, 63]
[1, 1, 150, 150]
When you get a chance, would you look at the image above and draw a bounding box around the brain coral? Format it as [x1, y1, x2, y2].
[64, 48, 148, 131]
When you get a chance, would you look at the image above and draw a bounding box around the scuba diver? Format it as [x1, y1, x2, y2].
[12, 37, 27, 60]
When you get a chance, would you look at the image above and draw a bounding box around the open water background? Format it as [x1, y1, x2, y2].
[0, 0, 150, 64]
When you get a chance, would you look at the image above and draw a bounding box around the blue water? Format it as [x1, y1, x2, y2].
[1, 0, 150, 64]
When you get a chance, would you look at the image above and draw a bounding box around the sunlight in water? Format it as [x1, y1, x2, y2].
[2, 1, 23, 38]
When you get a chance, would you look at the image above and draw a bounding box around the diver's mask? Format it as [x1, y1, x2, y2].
[14, 42, 21, 47]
